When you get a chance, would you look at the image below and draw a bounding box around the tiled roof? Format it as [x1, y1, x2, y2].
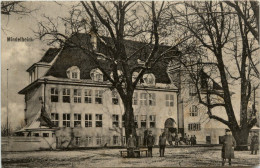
[45, 33, 179, 84]
[39, 48, 60, 63]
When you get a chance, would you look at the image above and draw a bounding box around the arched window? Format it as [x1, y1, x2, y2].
[90, 68, 103, 82]
[143, 73, 155, 85]
[66, 66, 80, 79]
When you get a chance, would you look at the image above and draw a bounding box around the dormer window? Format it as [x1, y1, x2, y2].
[66, 66, 80, 80]
[90, 68, 103, 82]
[143, 73, 155, 85]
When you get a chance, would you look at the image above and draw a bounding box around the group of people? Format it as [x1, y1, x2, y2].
[183, 133, 197, 146]
[167, 133, 197, 146]
[127, 131, 196, 158]
[127, 129, 259, 165]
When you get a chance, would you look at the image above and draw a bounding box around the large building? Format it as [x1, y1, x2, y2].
[18, 34, 180, 148]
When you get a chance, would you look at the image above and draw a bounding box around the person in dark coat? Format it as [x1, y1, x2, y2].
[159, 132, 167, 157]
[168, 133, 173, 146]
[143, 129, 148, 146]
[194, 135, 197, 145]
[190, 135, 194, 146]
[127, 134, 136, 157]
[250, 132, 259, 155]
[222, 129, 236, 166]
[146, 131, 155, 157]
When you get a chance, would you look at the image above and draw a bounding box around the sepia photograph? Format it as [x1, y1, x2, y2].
[1, 1, 260, 167]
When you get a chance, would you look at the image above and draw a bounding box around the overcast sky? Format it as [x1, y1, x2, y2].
[1, 2, 75, 129]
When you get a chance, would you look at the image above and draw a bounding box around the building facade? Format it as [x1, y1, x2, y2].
[18, 36, 179, 148]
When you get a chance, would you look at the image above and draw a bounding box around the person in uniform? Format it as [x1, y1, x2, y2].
[222, 129, 236, 166]
[127, 134, 136, 157]
[146, 131, 155, 157]
[159, 132, 167, 157]
[250, 132, 259, 155]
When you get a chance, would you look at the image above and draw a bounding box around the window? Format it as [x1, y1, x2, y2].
[95, 90, 103, 104]
[33, 133, 39, 137]
[90, 68, 103, 82]
[148, 93, 156, 106]
[188, 123, 201, 131]
[112, 114, 119, 127]
[43, 133, 49, 137]
[149, 115, 156, 128]
[75, 137, 80, 146]
[141, 115, 147, 128]
[123, 136, 126, 146]
[189, 84, 197, 96]
[85, 114, 92, 127]
[51, 113, 59, 127]
[96, 137, 102, 145]
[133, 92, 138, 105]
[74, 113, 81, 127]
[63, 89, 70, 103]
[84, 89, 92, 103]
[112, 90, 119, 105]
[73, 89, 81, 103]
[140, 93, 148, 106]
[122, 115, 125, 127]
[63, 114, 70, 127]
[134, 115, 138, 128]
[143, 73, 155, 85]
[113, 136, 119, 145]
[51, 88, 58, 102]
[66, 66, 80, 79]
[96, 114, 103, 127]
[190, 105, 198, 116]
[86, 137, 92, 146]
[72, 72, 78, 79]
[166, 94, 174, 107]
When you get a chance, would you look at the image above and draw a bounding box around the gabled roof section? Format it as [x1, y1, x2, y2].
[45, 33, 179, 84]
[39, 48, 60, 63]
[200, 70, 223, 90]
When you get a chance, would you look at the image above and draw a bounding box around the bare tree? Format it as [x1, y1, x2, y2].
[167, 1, 259, 150]
[1, 1, 33, 15]
[225, 0, 259, 42]
[37, 1, 183, 142]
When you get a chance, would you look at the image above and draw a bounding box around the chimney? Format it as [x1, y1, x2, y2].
[90, 29, 97, 50]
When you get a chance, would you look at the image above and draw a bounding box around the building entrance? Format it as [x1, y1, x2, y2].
[164, 118, 177, 144]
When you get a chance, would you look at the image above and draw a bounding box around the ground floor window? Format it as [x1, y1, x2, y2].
[149, 115, 156, 128]
[33, 133, 39, 137]
[86, 137, 92, 146]
[113, 136, 119, 145]
[96, 137, 102, 145]
[43, 133, 49, 137]
[75, 137, 80, 146]
[188, 123, 201, 131]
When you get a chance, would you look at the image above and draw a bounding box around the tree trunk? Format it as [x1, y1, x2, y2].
[232, 128, 250, 151]
[124, 98, 136, 142]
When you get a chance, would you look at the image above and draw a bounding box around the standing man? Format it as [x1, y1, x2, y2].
[222, 129, 236, 166]
[127, 134, 136, 158]
[159, 132, 167, 157]
[146, 131, 155, 157]
[250, 132, 259, 155]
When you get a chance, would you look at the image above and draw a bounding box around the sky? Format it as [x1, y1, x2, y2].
[1, 2, 75, 129]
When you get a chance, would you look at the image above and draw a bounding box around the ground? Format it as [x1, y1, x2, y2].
[2, 146, 260, 167]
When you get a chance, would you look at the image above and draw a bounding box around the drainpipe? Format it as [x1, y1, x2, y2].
[44, 78, 48, 110]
